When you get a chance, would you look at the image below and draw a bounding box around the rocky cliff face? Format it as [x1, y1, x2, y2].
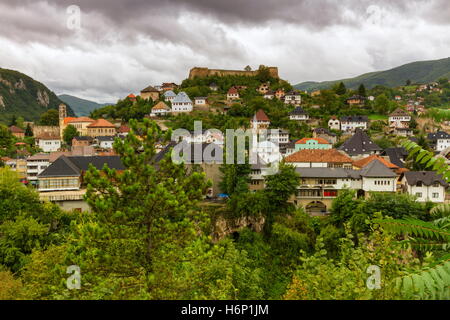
[0, 67, 74, 124]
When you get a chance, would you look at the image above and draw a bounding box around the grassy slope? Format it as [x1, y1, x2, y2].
[294, 57, 450, 91]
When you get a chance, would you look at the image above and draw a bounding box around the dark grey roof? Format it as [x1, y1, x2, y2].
[289, 107, 307, 115]
[313, 128, 337, 136]
[38, 155, 125, 178]
[427, 131, 450, 141]
[96, 136, 115, 142]
[340, 115, 369, 122]
[383, 148, 408, 168]
[347, 95, 366, 101]
[73, 136, 93, 141]
[404, 171, 448, 187]
[339, 129, 382, 156]
[359, 159, 397, 177]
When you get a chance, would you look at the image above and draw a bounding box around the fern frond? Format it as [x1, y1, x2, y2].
[396, 255, 450, 299]
[375, 218, 450, 242]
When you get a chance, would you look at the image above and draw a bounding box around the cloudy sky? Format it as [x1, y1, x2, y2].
[1, 0, 449, 103]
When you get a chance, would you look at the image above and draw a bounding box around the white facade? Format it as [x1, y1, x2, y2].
[37, 139, 61, 152]
[284, 94, 302, 105]
[389, 115, 411, 128]
[27, 158, 50, 184]
[437, 138, 450, 152]
[361, 177, 397, 192]
[194, 97, 207, 106]
[328, 119, 340, 131]
[290, 114, 309, 121]
[172, 92, 193, 112]
[405, 183, 446, 203]
[150, 108, 171, 117]
[99, 140, 114, 149]
[266, 130, 289, 145]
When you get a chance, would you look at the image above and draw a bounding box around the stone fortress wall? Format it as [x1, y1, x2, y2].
[189, 65, 279, 80]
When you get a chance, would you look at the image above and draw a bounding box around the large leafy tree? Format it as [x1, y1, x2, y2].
[62, 125, 79, 146]
[39, 109, 59, 126]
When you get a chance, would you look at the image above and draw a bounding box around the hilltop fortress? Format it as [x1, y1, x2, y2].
[189, 65, 279, 80]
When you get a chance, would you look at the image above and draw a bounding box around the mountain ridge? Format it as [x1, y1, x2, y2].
[294, 57, 450, 91]
[0, 67, 75, 124]
[58, 94, 113, 117]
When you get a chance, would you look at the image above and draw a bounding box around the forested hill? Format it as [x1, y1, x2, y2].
[294, 57, 450, 91]
[0, 68, 75, 124]
[58, 94, 112, 117]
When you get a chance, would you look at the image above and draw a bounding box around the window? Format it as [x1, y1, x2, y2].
[432, 193, 439, 199]
[415, 192, 423, 198]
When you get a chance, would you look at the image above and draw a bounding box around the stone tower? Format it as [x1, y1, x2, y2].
[59, 103, 67, 137]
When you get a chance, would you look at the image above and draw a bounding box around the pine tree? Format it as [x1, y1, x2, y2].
[25, 124, 33, 137]
[358, 84, 367, 97]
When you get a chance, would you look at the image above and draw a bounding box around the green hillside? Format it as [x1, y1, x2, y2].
[0, 68, 75, 124]
[58, 94, 112, 117]
[294, 57, 450, 91]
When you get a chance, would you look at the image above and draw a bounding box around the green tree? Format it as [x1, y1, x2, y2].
[374, 94, 390, 114]
[62, 125, 79, 146]
[335, 82, 347, 95]
[9, 115, 17, 127]
[25, 124, 33, 137]
[39, 109, 59, 126]
[358, 84, 367, 97]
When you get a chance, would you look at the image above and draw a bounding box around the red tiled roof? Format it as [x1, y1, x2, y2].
[127, 94, 136, 98]
[295, 137, 331, 145]
[228, 87, 239, 94]
[285, 149, 353, 163]
[9, 125, 24, 133]
[63, 117, 77, 125]
[67, 117, 95, 123]
[87, 119, 115, 128]
[353, 155, 399, 169]
[254, 109, 270, 122]
[118, 125, 130, 133]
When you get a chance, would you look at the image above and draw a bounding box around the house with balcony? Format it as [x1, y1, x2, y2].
[37, 155, 125, 211]
[427, 131, 450, 152]
[340, 116, 369, 133]
[293, 159, 398, 215]
[284, 91, 302, 105]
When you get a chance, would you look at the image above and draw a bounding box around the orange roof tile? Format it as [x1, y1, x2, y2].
[9, 125, 24, 133]
[295, 137, 331, 145]
[87, 119, 115, 128]
[67, 117, 95, 123]
[285, 149, 353, 163]
[228, 87, 239, 94]
[63, 117, 77, 125]
[353, 155, 399, 169]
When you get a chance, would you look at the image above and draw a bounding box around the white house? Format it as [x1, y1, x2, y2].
[150, 101, 171, 117]
[284, 91, 302, 105]
[194, 97, 208, 106]
[266, 129, 290, 145]
[389, 108, 411, 129]
[428, 131, 450, 152]
[96, 136, 115, 149]
[328, 117, 340, 131]
[36, 135, 61, 152]
[401, 171, 448, 203]
[340, 116, 369, 132]
[172, 92, 193, 112]
[26, 153, 51, 186]
[263, 90, 275, 100]
[163, 90, 177, 103]
[289, 107, 309, 121]
[227, 87, 239, 101]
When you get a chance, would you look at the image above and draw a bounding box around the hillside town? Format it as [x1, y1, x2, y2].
[1, 66, 450, 216]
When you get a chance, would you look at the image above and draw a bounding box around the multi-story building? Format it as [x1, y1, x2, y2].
[289, 107, 309, 121]
[428, 131, 450, 152]
[389, 108, 411, 129]
[163, 90, 177, 103]
[35, 133, 61, 152]
[87, 119, 116, 138]
[295, 138, 332, 151]
[340, 116, 369, 132]
[140, 85, 160, 101]
[284, 91, 302, 105]
[250, 109, 271, 133]
[400, 171, 448, 203]
[293, 159, 398, 215]
[284, 149, 353, 168]
[26, 153, 51, 186]
[172, 92, 193, 112]
[227, 87, 240, 101]
[328, 117, 340, 131]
